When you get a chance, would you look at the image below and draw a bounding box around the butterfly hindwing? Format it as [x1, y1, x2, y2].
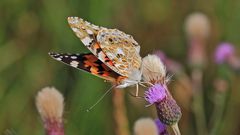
[49, 52, 120, 82]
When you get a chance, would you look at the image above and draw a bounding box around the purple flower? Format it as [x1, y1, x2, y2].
[155, 119, 168, 135]
[154, 50, 167, 63]
[144, 84, 166, 104]
[145, 84, 182, 125]
[215, 43, 235, 64]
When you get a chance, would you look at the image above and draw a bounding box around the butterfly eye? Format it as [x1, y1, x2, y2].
[108, 38, 113, 42]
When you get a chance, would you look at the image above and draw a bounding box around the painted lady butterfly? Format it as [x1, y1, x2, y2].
[49, 17, 142, 95]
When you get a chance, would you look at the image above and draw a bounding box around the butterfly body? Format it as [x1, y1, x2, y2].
[49, 17, 142, 89]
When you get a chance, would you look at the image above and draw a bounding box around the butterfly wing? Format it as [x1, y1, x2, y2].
[97, 28, 142, 77]
[67, 17, 120, 75]
[49, 52, 121, 82]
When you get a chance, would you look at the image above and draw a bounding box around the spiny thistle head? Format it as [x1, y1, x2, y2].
[144, 84, 182, 125]
[133, 118, 158, 135]
[214, 42, 235, 64]
[142, 54, 166, 84]
[36, 87, 64, 135]
[185, 12, 210, 40]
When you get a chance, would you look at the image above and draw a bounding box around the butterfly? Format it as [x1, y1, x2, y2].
[49, 17, 142, 96]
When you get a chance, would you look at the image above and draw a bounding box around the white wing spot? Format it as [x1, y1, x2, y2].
[70, 61, 79, 68]
[85, 21, 90, 25]
[56, 58, 62, 61]
[81, 37, 92, 46]
[116, 48, 124, 55]
[92, 25, 99, 30]
[86, 29, 93, 34]
[68, 17, 79, 24]
[72, 28, 79, 32]
[71, 56, 77, 59]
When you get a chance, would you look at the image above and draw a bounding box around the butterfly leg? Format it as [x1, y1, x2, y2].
[135, 84, 139, 97]
[127, 84, 144, 98]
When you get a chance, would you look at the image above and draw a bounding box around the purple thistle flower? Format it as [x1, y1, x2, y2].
[155, 119, 168, 135]
[215, 43, 235, 64]
[144, 84, 166, 104]
[145, 84, 182, 125]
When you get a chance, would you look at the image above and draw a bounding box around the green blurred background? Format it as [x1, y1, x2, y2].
[1, 0, 240, 135]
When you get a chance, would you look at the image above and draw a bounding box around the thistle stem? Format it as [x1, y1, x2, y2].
[171, 123, 181, 135]
[191, 69, 208, 135]
[209, 92, 227, 135]
[112, 89, 130, 135]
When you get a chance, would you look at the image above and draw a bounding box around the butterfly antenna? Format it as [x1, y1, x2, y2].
[86, 85, 116, 112]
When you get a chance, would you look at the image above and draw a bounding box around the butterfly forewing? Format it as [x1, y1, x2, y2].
[67, 17, 121, 75]
[49, 52, 120, 82]
[67, 17, 142, 78]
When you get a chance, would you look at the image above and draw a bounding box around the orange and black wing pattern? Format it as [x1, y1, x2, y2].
[49, 52, 121, 82]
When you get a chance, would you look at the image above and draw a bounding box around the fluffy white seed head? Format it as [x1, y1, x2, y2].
[185, 12, 210, 40]
[133, 118, 158, 135]
[36, 87, 64, 123]
[142, 54, 166, 84]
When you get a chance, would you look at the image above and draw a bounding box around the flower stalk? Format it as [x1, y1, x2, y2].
[185, 12, 210, 135]
[113, 89, 130, 135]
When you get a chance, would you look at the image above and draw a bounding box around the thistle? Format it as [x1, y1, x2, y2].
[144, 84, 181, 126]
[185, 12, 210, 40]
[142, 54, 182, 135]
[36, 87, 65, 135]
[185, 12, 210, 68]
[214, 42, 240, 71]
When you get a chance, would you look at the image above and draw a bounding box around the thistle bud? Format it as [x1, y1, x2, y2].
[155, 96, 182, 125]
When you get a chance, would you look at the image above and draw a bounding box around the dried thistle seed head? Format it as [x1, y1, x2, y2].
[133, 118, 158, 135]
[185, 12, 210, 40]
[142, 54, 166, 84]
[36, 87, 64, 123]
